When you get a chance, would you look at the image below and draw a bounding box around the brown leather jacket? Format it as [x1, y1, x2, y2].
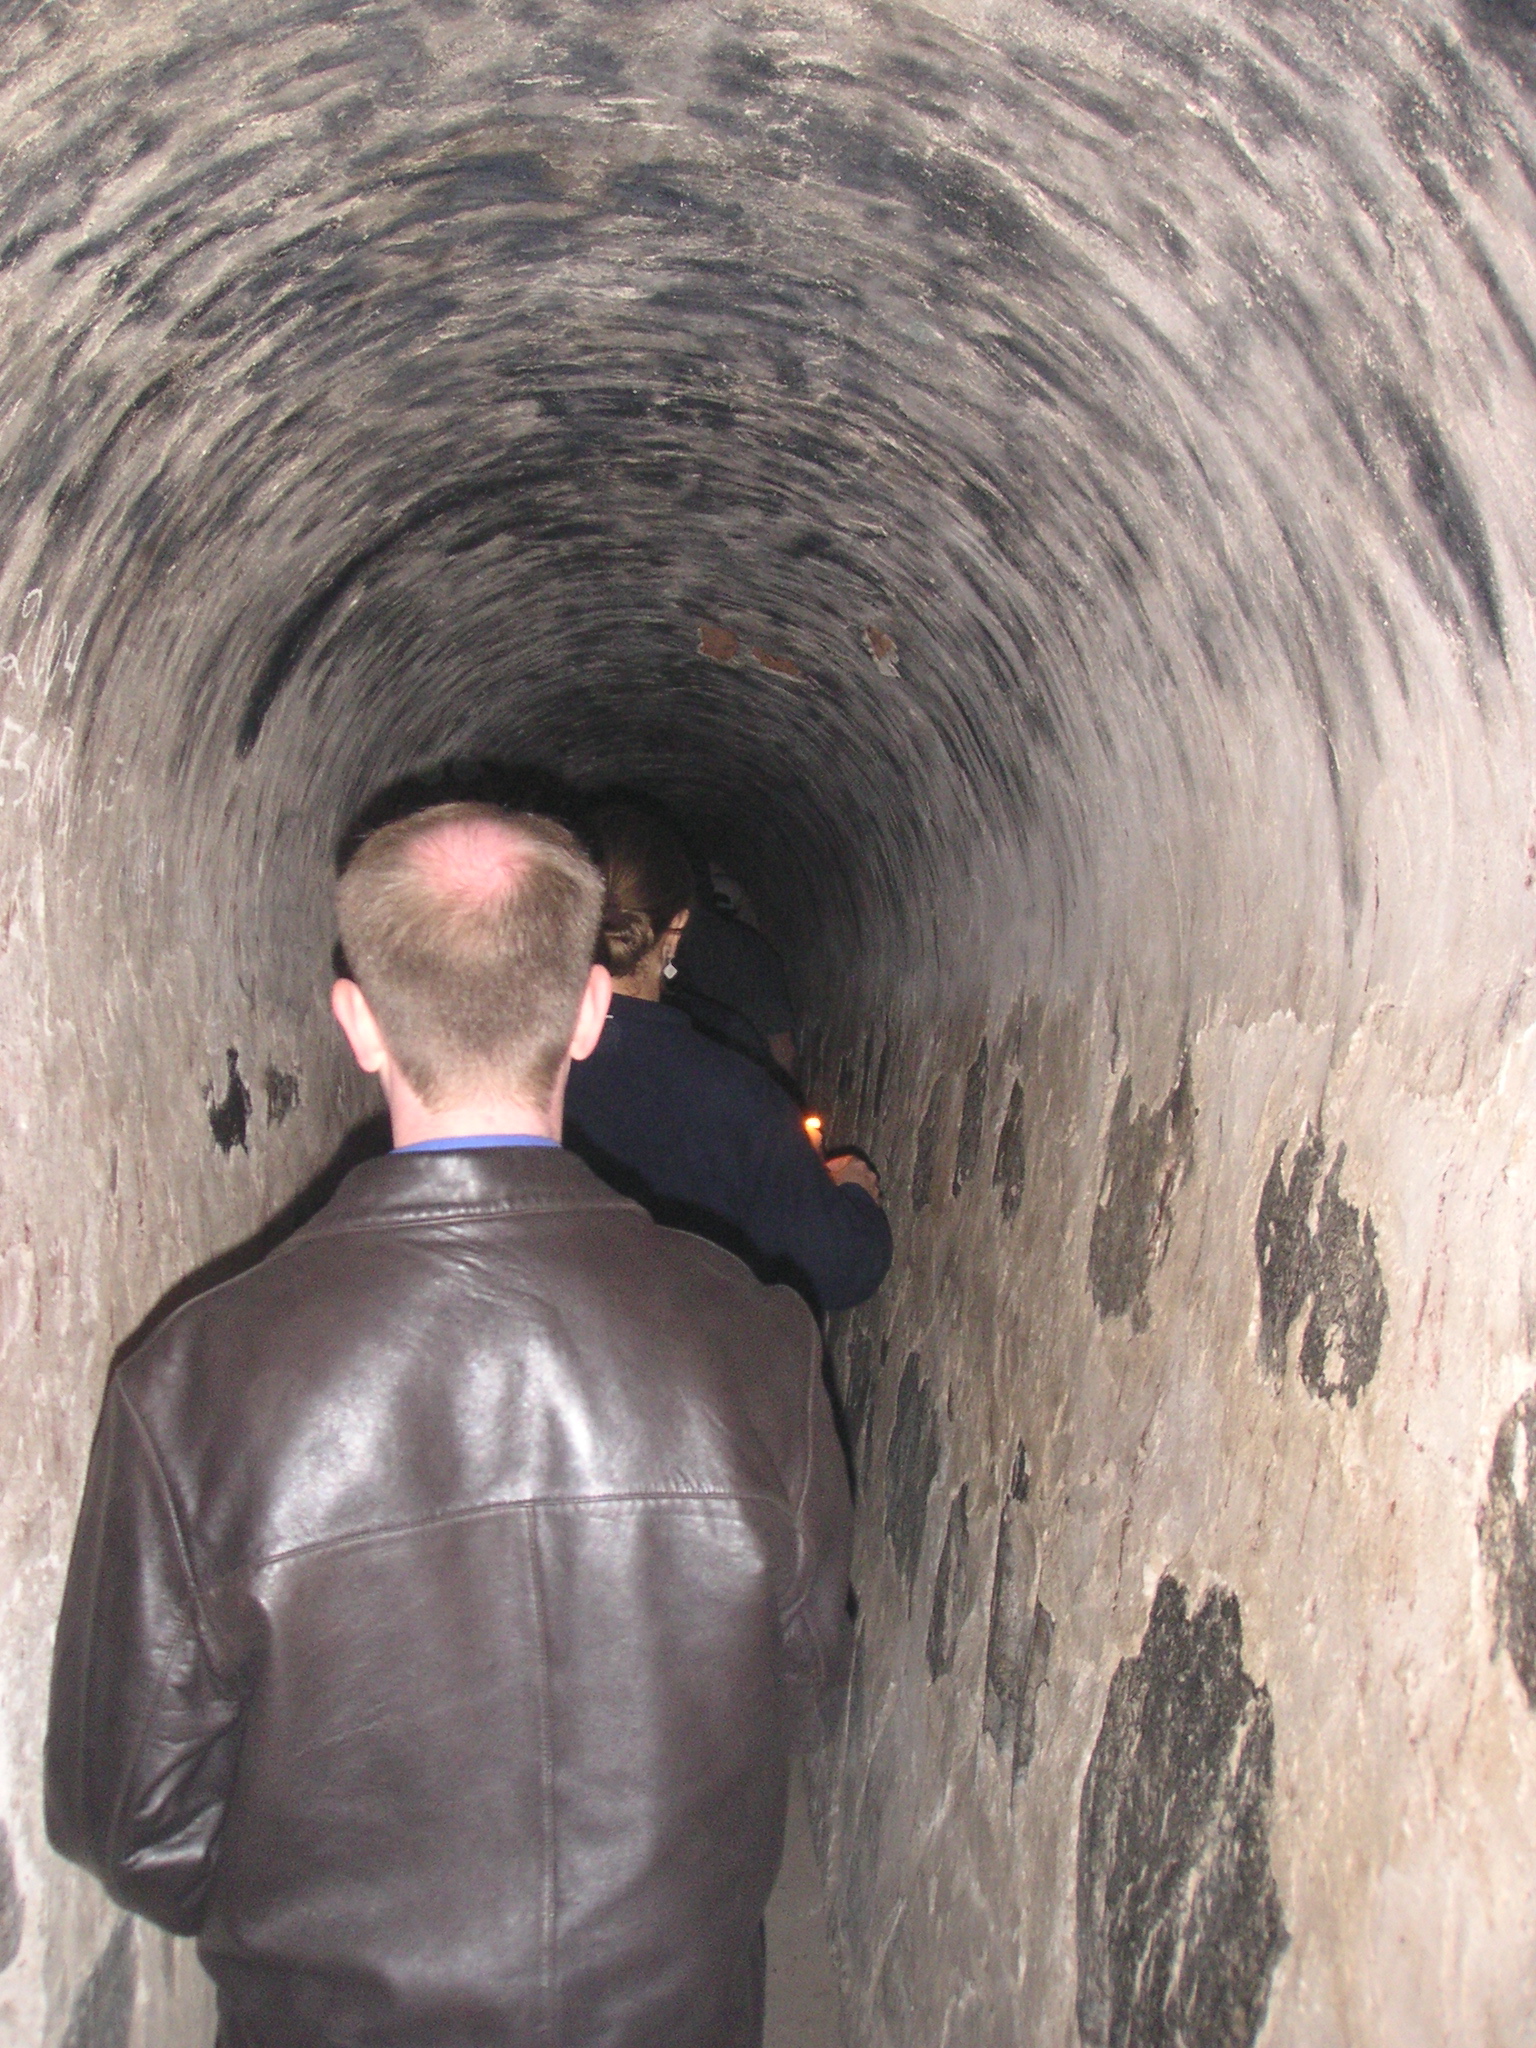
[46, 1146, 853, 2048]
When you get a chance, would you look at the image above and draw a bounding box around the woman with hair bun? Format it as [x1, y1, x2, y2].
[564, 802, 891, 1316]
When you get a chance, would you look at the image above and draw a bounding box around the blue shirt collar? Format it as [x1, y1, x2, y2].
[394, 1134, 560, 1153]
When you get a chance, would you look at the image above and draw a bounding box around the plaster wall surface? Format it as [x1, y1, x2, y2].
[1, 2, 1535, 2043]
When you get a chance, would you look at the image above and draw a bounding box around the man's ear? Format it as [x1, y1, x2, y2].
[330, 977, 388, 1075]
[569, 964, 612, 1064]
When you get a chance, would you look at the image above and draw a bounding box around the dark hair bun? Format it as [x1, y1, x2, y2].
[588, 803, 695, 979]
[597, 905, 656, 977]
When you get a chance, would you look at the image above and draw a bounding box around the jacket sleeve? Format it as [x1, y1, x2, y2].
[45, 1376, 245, 1935]
[778, 1319, 855, 1748]
[746, 1094, 893, 1314]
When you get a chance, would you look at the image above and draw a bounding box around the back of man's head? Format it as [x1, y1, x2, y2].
[336, 803, 604, 1108]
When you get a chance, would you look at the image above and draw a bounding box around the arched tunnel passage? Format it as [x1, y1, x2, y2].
[4, 2, 1536, 2042]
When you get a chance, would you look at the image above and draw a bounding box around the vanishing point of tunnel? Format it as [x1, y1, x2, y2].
[4, 2, 1536, 2042]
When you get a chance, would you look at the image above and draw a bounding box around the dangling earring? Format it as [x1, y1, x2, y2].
[662, 957, 678, 981]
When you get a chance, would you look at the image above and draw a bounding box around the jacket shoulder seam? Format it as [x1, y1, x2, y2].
[228, 1486, 796, 1584]
[283, 1190, 644, 1248]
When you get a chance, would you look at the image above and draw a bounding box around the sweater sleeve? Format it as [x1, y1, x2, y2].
[45, 1377, 245, 1935]
[743, 1092, 893, 1314]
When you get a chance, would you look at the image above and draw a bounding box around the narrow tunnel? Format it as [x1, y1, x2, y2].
[5, 3, 1536, 2042]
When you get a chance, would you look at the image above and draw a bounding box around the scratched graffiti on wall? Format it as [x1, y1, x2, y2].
[0, 590, 81, 811]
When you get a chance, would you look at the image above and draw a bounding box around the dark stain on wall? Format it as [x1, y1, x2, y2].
[839, 1328, 883, 1486]
[1479, 1386, 1536, 1705]
[884, 1351, 941, 1602]
[0, 1818, 21, 1971]
[830, 1619, 897, 1981]
[926, 1484, 971, 1679]
[1384, 386, 1506, 656]
[1255, 1125, 1324, 1376]
[1077, 1576, 1287, 2048]
[983, 1497, 1052, 1785]
[263, 1063, 300, 1125]
[952, 1038, 989, 1195]
[854, 1027, 876, 1122]
[1019, 1606, 1053, 1780]
[1007, 1437, 1031, 1502]
[1302, 1148, 1390, 1403]
[206, 1046, 251, 1154]
[848, 1617, 870, 1752]
[872, 1040, 892, 1120]
[911, 1076, 946, 1212]
[1464, 0, 1536, 93]
[61, 1916, 136, 2048]
[837, 1717, 891, 1982]
[1256, 1127, 1388, 1404]
[1088, 1054, 1194, 1330]
[993, 1076, 1028, 1221]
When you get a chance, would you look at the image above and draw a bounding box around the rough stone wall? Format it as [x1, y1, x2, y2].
[2, 1, 1536, 2042]
[812, 978, 1536, 2044]
[0, 743, 374, 2042]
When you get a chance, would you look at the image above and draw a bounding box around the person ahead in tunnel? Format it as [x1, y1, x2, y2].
[45, 803, 852, 2048]
[563, 801, 892, 1316]
[668, 864, 800, 1083]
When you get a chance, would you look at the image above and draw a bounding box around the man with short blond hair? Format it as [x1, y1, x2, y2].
[333, 802, 605, 1107]
[47, 802, 853, 2048]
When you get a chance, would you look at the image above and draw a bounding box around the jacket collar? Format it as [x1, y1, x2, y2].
[303, 1143, 635, 1236]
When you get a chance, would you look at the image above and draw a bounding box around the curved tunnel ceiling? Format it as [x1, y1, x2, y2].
[4, 0, 1533, 1029]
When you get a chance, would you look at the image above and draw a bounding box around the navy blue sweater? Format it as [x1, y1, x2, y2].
[564, 996, 891, 1315]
